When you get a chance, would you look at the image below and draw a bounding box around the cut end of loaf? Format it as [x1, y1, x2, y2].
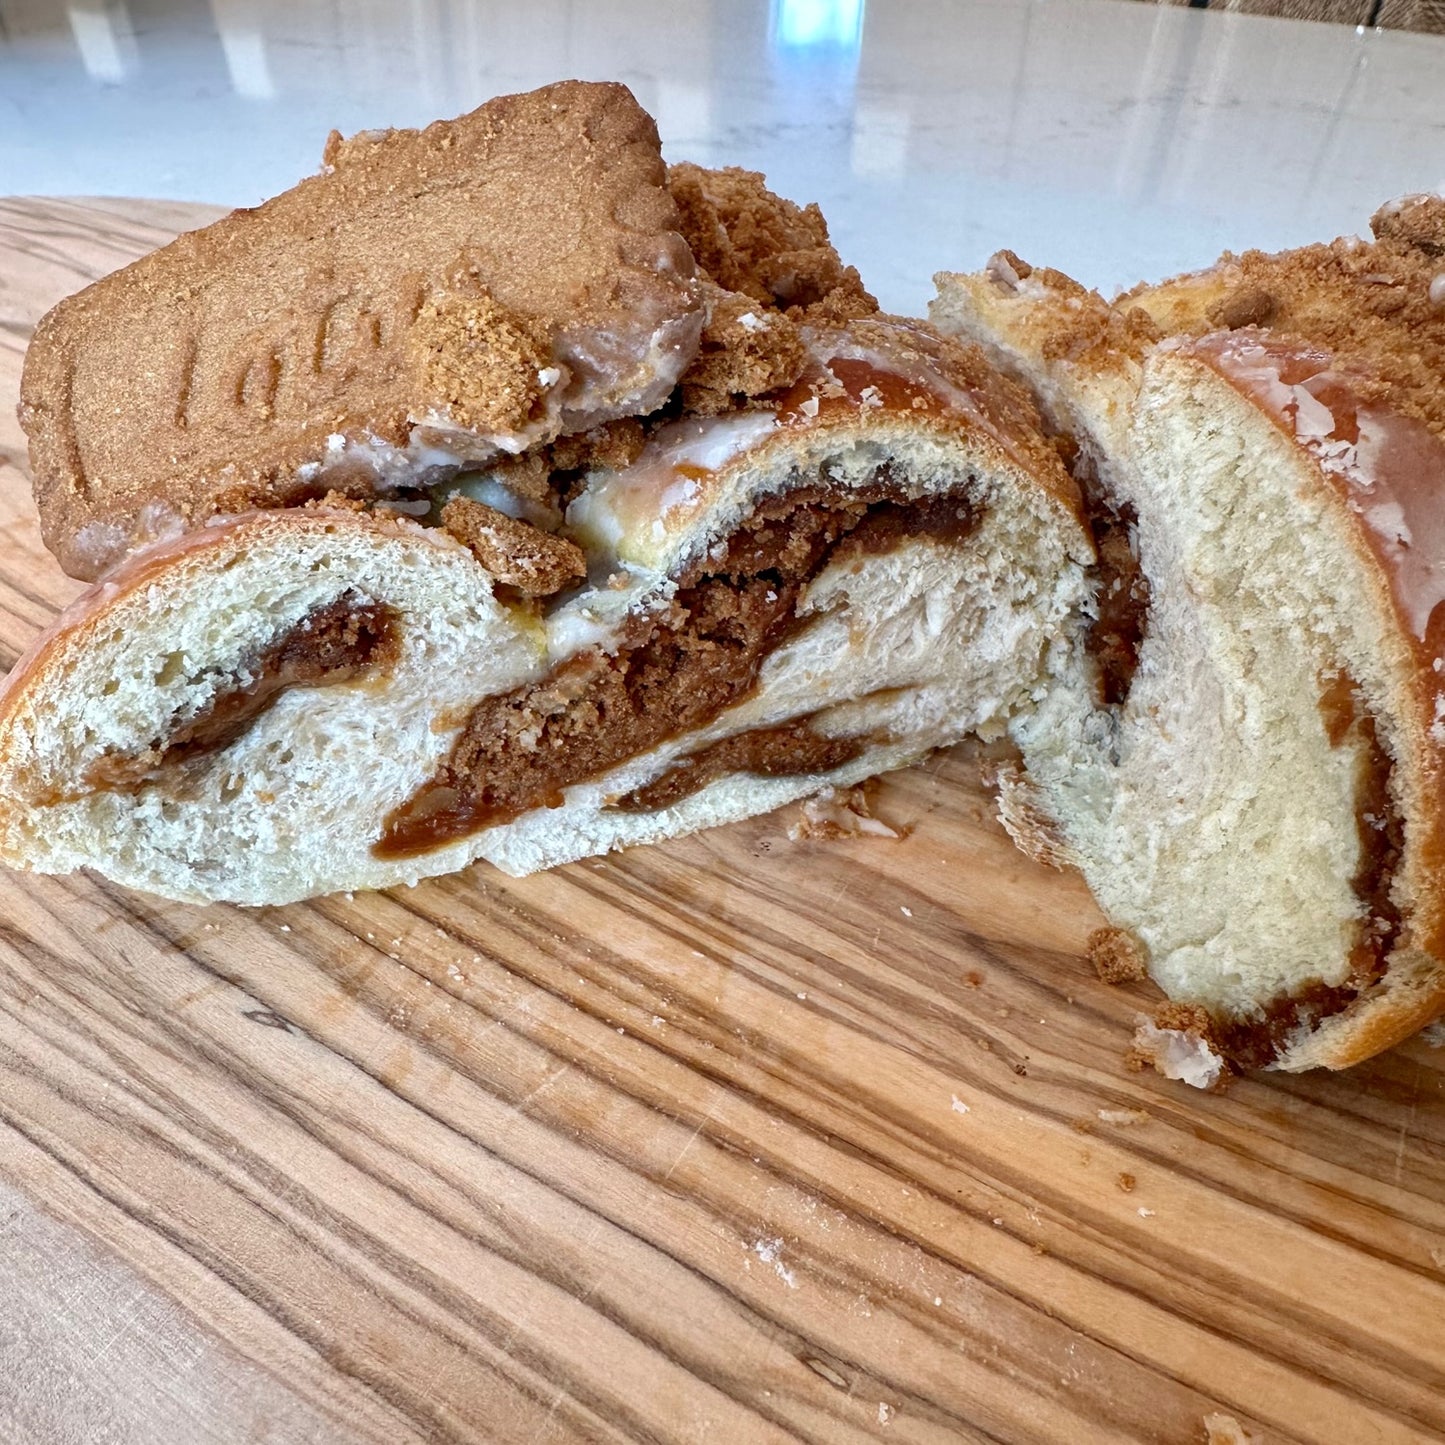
[935, 235, 1445, 1075]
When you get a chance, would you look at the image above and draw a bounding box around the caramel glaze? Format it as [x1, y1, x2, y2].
[374, 484, 977, 859]
[81, 593, 401, 795]
[772, 355, 944, 428]
[609, 717, 869, 814]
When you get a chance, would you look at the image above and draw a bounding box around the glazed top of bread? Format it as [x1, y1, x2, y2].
[18, 80, 703, 579]
[1122, 194, 1445, 442]
[568, 315, 1085, 575]
[949, 200, 1445, 677]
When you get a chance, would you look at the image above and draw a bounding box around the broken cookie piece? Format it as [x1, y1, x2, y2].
[440, 497, 585, 598]
[669, 162, 877, 320]
[19, 80, 706, 580]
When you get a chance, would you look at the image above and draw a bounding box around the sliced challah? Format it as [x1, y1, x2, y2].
[0, 316, 1090, 904]
[931, 195, 1445, 1073]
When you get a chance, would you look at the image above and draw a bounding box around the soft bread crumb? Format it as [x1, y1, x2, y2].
[1128, 1009, 1231, 1090]
[1088, 926, 1148, 984]
[787, 784, 901, 841]
[440, 497, 585, 596]
[1203, 1412, 1259, 1445]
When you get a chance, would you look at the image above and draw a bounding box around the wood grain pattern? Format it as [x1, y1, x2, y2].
[1, 197, 1444, 1445]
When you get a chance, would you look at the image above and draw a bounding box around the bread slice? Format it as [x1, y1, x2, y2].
[18, 80, 704, 581]
[0, 316, 1091, 905]
[931, 199, 1445, 1073]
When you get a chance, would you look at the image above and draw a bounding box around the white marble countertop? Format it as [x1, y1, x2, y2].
[2, 0, 1444, 316]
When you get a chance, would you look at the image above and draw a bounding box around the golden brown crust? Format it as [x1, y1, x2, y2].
[440, 498, 585, 598]
[846, 316, 1085, 521]
[1291, 966, 1445, 1069]
[20, 81, 702, 580]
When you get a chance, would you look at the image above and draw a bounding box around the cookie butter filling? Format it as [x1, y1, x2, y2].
[81, 593, 401, 796]
[1084, 496, 1150, 707]
[610, 716, 868, 813]
[1048, 438, 1151, 708]
[374, 486, 978, 859]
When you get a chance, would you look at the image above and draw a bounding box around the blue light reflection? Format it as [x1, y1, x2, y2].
[772, 0, 865, 53]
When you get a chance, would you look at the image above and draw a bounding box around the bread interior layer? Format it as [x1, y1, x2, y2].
[376, 483, 976, 858]
[1017, 367, 1401, 1031]
[78, 593, 401, 798]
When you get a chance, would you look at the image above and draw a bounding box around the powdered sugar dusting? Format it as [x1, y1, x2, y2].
[751, 1237, 798, 1288]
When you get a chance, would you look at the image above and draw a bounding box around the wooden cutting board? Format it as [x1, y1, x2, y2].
[0, 197, 1442, 1445]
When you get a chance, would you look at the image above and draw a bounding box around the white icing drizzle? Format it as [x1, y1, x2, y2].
[565, 410, 780, 563]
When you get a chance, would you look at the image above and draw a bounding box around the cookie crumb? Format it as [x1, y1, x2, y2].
[669, 162, 877, 321]
[409, 285, 550, 435]
[1206, 283, 1276, 330]
[680, 282, 808, 415]
[1089, 926, 1147, 984]
[441, 497, 585, 597]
